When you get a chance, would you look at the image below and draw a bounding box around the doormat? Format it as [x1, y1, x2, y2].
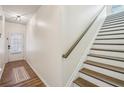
[13, 66, 30, 83]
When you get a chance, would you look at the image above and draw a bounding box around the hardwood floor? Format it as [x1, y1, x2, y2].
[0, 60, 46, 87]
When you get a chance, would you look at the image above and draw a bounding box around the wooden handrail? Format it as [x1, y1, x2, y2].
[62, 6, 105, 58]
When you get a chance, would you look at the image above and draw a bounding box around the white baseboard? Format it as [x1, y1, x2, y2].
[25, 58, 49, 87]
[0, 64, 5, 79]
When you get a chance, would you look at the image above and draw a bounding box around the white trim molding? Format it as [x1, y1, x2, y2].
[25, 58, 49, 87]
[0, 64, 5, 79]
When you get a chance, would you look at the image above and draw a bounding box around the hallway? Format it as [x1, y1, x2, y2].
[0, 5, 124, 87]
[0, 60, 46, 87]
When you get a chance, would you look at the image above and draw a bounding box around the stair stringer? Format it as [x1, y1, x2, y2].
[65, 7, 106, 87]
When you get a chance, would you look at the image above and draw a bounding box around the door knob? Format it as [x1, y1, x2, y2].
[8, 45, 10, 49]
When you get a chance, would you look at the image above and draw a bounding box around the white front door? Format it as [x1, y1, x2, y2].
[7, 32, 24, 62]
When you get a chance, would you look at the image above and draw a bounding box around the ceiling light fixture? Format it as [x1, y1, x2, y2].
[16, 15, 21, 21]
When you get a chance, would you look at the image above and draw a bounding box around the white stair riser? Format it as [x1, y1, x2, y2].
[90, 50, 124, 58]
[105, 17, 124, 21]
[83, 64, 124, 81]
[92, 45, 124, 50]
[103, 21, 124, 26]
[79, 73, 113, 87]
[87, 56, 124, 68]
[104, 22, 124, 26]
[106, 14, 124, 19]
[104, 19, 124, 24]
[102, 24, 124, 29]
[98, 30, 124, 34]
[100, 27, 124, 32]
[96, 35, 124, 39]
[107, 15, 124, 18]
[106, 12, 124, 18]
[94, 39, 124, 43]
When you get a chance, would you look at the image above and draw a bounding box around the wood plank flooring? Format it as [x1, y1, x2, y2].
[0, 60, 46, 87]
[73, 77, 98, 87]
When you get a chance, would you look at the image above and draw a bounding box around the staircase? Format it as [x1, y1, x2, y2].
[73, 11, 124, 87]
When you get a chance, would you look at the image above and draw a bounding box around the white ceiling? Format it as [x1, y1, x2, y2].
[2, 5, 41, 25]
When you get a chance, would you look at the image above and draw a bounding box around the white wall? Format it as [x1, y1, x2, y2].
[61, 6, 103, 53]
[0, 20, 5, 78]
[26, 5, 106, 86]
[0, 6, 5, 78]
[26, 6, 63, 86]
[61, 6, 106, 86]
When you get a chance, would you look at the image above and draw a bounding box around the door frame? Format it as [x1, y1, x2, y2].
[5, 22, 26, 62]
